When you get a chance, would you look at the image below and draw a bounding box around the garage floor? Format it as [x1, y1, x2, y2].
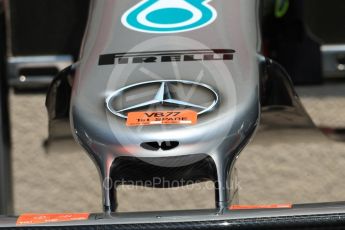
[10, 82, 345, 214]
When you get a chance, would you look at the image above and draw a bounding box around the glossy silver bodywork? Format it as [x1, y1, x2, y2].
[71, 0, 261, 213]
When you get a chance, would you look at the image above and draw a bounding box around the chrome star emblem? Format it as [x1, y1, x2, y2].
[106, 80, 219, 119]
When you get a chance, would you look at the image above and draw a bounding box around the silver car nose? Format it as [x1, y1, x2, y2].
[67, 0, 261, 214]
[70, 53, 260, 213]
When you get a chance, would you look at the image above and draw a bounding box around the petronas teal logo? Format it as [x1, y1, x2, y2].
[121, 0, 217, 33]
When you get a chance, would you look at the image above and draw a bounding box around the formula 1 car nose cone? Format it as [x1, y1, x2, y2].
[71, 0, 260, 214]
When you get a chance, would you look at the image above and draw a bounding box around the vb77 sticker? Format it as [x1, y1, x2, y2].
[127, 110, 198, 126]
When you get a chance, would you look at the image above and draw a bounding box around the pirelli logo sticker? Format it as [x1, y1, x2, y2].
[127, 110, 197, 126]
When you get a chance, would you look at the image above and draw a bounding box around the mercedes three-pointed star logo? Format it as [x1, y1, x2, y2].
[105, 80, 219, 119]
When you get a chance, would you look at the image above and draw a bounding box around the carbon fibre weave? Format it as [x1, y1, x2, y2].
[7, 213, 345, 230]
